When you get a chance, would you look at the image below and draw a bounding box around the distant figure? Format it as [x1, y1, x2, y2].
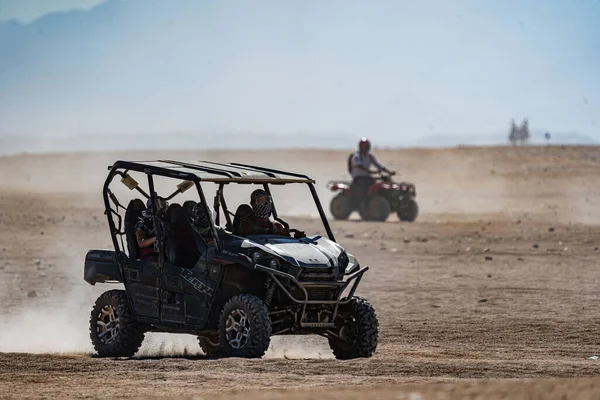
[509, 119, 518, 146]
[545, 132, 551, 144]
[508, 118, 530, 146]
[520, 119, 530, 144]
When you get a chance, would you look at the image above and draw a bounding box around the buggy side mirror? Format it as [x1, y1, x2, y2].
[177, 180, 194, 193]
[121, 174, 139, 190]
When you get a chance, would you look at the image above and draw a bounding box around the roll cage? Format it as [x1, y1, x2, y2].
[102, 159, 336, 259]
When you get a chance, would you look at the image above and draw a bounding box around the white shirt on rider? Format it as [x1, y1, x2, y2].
[350, 151, 384, 178]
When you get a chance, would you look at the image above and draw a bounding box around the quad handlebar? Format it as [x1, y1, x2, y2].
[369, 171, 396, 182]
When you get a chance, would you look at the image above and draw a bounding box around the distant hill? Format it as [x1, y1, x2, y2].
[1, 130, 597, 156]
[417, 131, 598, 147]
[0, 132, 359, 155]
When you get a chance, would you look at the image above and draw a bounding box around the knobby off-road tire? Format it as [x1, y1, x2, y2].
[367, 195, 391, 222]
[397, 199, 419, 222]
[358, 200, 372, 221]
[198, 335, 221, 358]
[329, 296, 379, 359]
[218, 294, 272, 358]
[330, 193, 352, 220]
[90, 290, 145, 357]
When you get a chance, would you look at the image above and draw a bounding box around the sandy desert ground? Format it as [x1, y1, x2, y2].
[2, 145, 600, 399]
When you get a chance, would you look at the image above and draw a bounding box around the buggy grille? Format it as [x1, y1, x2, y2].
[299, 267, 336, 282]
[291, 286, 335, 301]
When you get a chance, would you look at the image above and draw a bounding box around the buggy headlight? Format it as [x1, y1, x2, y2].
[269, 258, 280, 269]
[251, 250, 262, 264]
[337, 251, 349, 268]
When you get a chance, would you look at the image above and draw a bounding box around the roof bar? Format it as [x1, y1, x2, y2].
[229, 162, 312, 180]
[158, 160, 238, 178]
[201, 160, 278, 178]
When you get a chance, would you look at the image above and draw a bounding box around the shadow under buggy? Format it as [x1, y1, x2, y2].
[84, 160, 379, 359]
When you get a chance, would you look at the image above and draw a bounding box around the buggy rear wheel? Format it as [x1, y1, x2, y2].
[218, 294, 272, 358]
[89, 290, 145, 357]
[330, 193, 352, 220]
[328, 296, 379, 359]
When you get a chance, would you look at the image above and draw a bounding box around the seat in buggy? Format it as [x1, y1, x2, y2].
[165, 203, 206, 268]
[124, 199, 146, 260]
[231, 204, 253, 236]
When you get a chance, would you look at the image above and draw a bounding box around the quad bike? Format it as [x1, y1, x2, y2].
[327, 172, 418, 222]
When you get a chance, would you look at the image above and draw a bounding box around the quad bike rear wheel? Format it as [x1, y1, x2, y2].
[328, 296, 379, 359]
[90, 290, 146, 357]
[359, 195, 391, 222]
[368, 195, 391, 222]
[397, 199, 419, 222]
[218, 294, 272, 358]
[358, 200, 372, 221]
[330, 193, 352, 220]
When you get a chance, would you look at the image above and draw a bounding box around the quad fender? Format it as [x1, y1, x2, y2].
[84, 250, 124, 285]
[367, 182, 383, 196]
[326, 181, 351, 192]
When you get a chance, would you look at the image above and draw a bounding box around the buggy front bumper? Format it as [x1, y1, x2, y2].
[253, 263, 369, 329]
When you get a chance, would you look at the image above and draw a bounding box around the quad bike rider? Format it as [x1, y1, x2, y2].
[327, 138, 419, 222]
[348, 138, 395, 209]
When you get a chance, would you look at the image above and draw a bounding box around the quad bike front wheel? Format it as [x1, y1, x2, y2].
[330, 193, 352, 220]
[218, 294, 272, 358]
[328, 296, 379, 359]
[397, 199, 419, 222]
[90, 290, 145, 357]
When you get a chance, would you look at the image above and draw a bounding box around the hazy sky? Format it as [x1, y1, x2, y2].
[0, 0, 599, 144]
[0, 0, 105, 22]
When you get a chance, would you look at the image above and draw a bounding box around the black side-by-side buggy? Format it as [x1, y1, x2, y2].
[85, 160, 379, 359]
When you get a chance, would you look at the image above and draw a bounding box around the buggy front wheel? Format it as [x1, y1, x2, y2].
[328, 296, 379, 359]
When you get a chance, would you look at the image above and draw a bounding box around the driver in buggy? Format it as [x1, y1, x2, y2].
[348, 138, 395, 207]
[238, 189, 305, 238]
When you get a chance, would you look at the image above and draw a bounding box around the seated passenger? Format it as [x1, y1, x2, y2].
[238, 189, 303, 237]
[135, 197, 168, 261]
[189, 202, 225, 247]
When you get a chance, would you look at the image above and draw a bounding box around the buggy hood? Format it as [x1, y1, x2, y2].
[240, 235, 346, 268]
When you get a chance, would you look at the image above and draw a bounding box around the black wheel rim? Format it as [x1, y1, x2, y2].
[96, 304, 120, 345]
[225, 309, 251, 349]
